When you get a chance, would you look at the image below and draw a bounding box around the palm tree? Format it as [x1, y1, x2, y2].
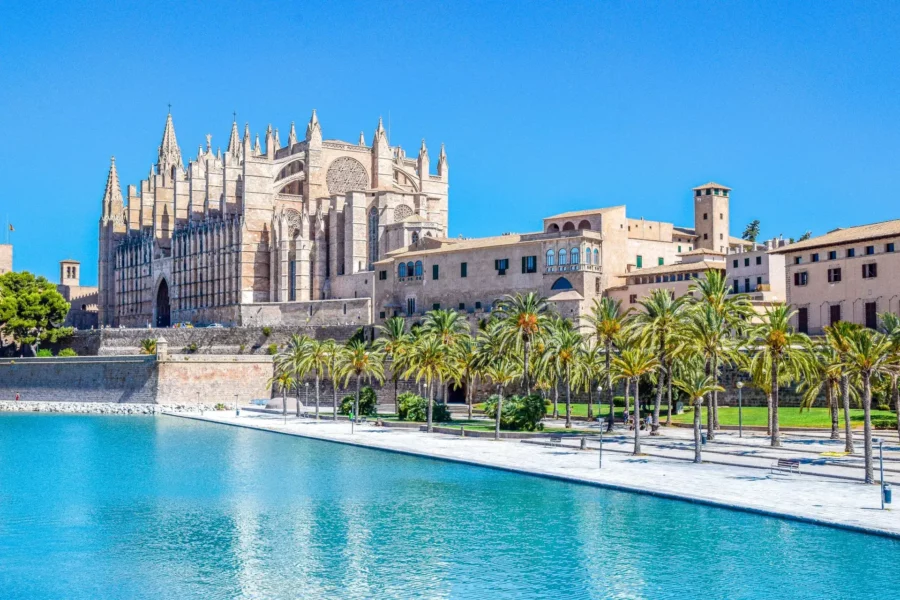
[278, 334, 313, 416]
[542, 318, 584, 429]
[585, 297, 629, 431]
[632, 288, 688, 435]
[574, 341, 605, 421]
[482, 358, 521, 440]
[682, 304, 739, 441]
[879, 312, 900, 440]
[298, 338, 330, 420]
[797, 341, 843, 440]
[451, 335, 480, 420]
[375, 316, 410, 413]
[496, 292, 551, 393]
[689, 269, 752, 429]
[837, 329, 898, 484]
[403, 335, 448, 432]
[613, 347, 659, 454]
[139, 338, 157, 355]
[422, 308, 470, 402]
[266, 370, 295, 418]
[747, 304, 812, 447]
[673, 371, 724, 463]
[825, 321, 861, 453]
[337, 340, 385, 425]
[321, 339, 343, 421]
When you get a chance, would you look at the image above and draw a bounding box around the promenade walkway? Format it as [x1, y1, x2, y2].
[170, 409, 900, 538]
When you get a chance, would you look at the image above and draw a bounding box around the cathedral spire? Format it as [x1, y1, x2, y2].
[438, 143, 448, 178]
[227, 117, 241, 157]
[101, 156, 124, 220]
[372, 116, 388, 148]
[306, 109, 321, 143]
[359, 131, 365, 146]
[287, 121, 297, 147]
[242, 123, 252, 156]
[157, 110, 183, 174]
[254, 133, 262, 156]
[418, 138, 428, 160]
[274, 128, 281, 149]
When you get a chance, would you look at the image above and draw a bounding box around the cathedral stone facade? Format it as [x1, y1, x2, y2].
[98, 111, 448, 327]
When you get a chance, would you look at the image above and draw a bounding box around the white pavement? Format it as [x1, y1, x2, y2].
[168, 409, 900, 538]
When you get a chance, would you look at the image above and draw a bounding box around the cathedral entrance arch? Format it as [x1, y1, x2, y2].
[155, 278, 171, 328]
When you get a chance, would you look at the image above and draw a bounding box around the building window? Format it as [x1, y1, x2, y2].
[794, 272, 808, 286]
[414, 261, 423, 277]
[798, 307, 809, 333]
[546, 250, 554, 266]
[756, 276, 762, 286]
[828, 250, 837, 260]
[595, 277, 600, 294]
[378, 270, 387, 281]
[678, 245, 682, 253]
[865, 245, 875, 255]
[886, 243, 895, 253]
[745, 277, 750, 292]
[811, 253, 819, 263]
[658, 257, 664, 266]
[368, 206, 379, 270]
[585, 248, 591, 264]
[744, 257, 750, 267]
[406, 298, 416, 315]
[495, 258, 509, 275]
[866, 302, 878, 329]
[458, 302, 465, 311]
[475, 301, 482, 310]
[571, 248, 579, 264]
[523, 255, 537, 273]
[433, 303, 440, 310]
[558, 249, 567, 265]
[756, 256, 762, 265]
[720, 213, 723, 219]
[794, 257, 802, 265]
[703, 233, 708, 240]
[411, 232, 419, 244]
[379, 311, 386, 319]
[406, 261, 414, 278]
[827, 267, 841, 283]
[862, 263, 877, 279]
[629, 294, 637, 304]
[636, 255, 643, 269]
[432, 264, 439, 280]
[593, 249, 599, 264]
[461, 262, 468, 277]
[733, 280, 739, 294]
[551, 277, 573, 290]
[830, 304, 842, 325]
[733, 259, 738, 268]
[703, 213, 708, 220]
[847, 248, 855, 258]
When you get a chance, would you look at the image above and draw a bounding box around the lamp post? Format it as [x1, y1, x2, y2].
[234, 393, 239, 418]
[875, 438, 885, 509]
[198, 391, 202, 416]
[736, 381, 744, 438]
[597, 385, 603, 469]
[305, 382, 310, 419]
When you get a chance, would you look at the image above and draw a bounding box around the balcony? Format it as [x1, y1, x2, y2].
[545, 264, 602, 274]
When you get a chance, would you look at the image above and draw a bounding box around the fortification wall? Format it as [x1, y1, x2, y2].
[157, 356, 273, 404]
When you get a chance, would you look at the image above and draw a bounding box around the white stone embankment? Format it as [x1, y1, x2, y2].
[0, 401, 221, 415]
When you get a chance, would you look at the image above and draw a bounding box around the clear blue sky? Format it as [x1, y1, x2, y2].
[2, 1, 899, 285]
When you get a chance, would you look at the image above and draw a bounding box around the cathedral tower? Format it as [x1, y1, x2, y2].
[693, 182, 730, 252]
[98, 157, 126, 326]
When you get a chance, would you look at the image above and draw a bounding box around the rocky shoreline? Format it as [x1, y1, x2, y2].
[0, 401, 224, 415]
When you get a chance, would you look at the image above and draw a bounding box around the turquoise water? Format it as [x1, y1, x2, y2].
[0, 414, 897, 599]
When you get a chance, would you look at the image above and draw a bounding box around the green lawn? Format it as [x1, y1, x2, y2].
[472, 402, 897, 429]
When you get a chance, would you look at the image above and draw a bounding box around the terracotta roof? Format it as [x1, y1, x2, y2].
[547, 290, 584, 302]
[621, 259, 725, 278]
[770, 219, 900, 254]
[385, 234, 527, 258]
[679, 248, 726, 257]
[544, 205, 625, 220]
[692, 181, 732, 191]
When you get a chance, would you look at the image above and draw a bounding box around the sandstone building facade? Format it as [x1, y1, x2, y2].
[98, 111, 448, 327]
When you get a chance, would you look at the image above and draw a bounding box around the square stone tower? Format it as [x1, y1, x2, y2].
[60, 259, 80, 286]
[693, 182, 730, 252]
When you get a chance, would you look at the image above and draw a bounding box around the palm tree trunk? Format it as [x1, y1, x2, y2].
[354, 374, 361, 422]
[282, 386, 287, 417]
[524, 340, 531, 394]
[315, 371, 320, 420]
[705, 359, 715, 441]
[892, 375, 899, 443]
[665, 364, 673, 426]
[693, 398, 702, 463]
[712, 354, 720, 431]
[332, 367, 338, 421]
[553, 382, 559, 419]
[633, 378, 641, 455]
[587, 382, 594, 420]
[863, 373, 874, 484]
[394, 375, 399, 415]
[624, 378, 630, 424]
[827, 383, 839, 440]
[652, 340, 664, 435]
[427, 381, 434, 433]
[467, 374, 473, 420]
[494, 385, 503, 440]
[842, 374, 854, 453]
[296, 383, 301, 418]
[766, 391, 773, 436]
[565, 365, 572, 429]
[606, 341, 614, 432]
[771, 355, 781, 448]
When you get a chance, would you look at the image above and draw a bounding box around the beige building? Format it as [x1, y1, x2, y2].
[0, 243, 12, 275]
[372, 182, 753, 323]
[773, 220, 900, 334]
[98, 111, 448, 327]
[57, 260, 99, 329]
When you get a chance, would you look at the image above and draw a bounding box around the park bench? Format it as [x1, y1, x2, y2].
[548, 436, 564, 446]
[771, 458, 801, 475]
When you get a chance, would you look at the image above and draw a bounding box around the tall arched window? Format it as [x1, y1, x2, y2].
[585, 248, 591, 264]
[594, 248, 600, 264]
[399, 263, 407, 278]
[368, 206, 379, 270]
[546, 249, 554, 266]
[571, 248, 579, 264]
[414, 261, 423, 277]
[406, 261, 414, 277]
[558, 249, 567, 265]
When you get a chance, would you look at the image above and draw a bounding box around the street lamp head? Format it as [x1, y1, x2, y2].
[597, 385, 602, 392]
[736, 381, 744, 389]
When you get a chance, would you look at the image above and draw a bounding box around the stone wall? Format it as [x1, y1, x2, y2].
[157, 355, 272, 404]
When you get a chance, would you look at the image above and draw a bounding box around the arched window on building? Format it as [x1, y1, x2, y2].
[551, 277, 573, 290]
[546, 249, 554, 266]
[585, 248, 591, 264]
[406, 261, 414, 277]
[414, 261, 423, 277]
[558, 248, 567, 265]
[594, 248, 600, 265]
[571, 248, 579, 264]
[399, 263, 407, 278]
[368, 206, 379, 270]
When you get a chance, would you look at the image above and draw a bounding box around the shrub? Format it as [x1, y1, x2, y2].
[185, 343, 199, 353]
[266, 343, 278, 355]
[482, 393, 545, 431]
[139, 338, 157, 355]
[397, 391, 452, 422]
[339, 386, 378, 416]
[58, 348, 77, 357]
[875, 403, 892, 412]
[214, 403, 228, 411]
[872, 417, 897, 430]
[262, 326, 272, 337]
[238, 343, 246, 354]
[613, 395, 625, 408]
[36, 349, 53, 357]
